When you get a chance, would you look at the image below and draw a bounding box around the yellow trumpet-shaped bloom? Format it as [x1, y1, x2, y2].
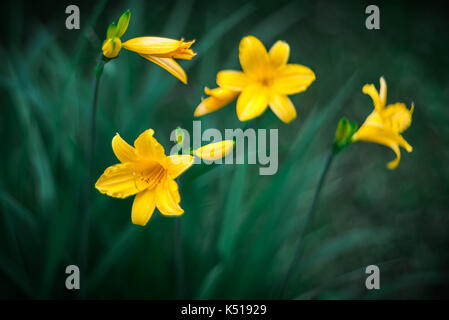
[194, 35, 315, 123]
[95, 129, 194, 226]
[352, 77, 414, 169]
[101, 10, 196, 84]
[122, 37, 195, 84]
[194, 140, 235, 161]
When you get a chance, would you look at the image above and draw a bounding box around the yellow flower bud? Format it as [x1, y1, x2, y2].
[194, 140, 234, 161]
[102, 37, 122, 59]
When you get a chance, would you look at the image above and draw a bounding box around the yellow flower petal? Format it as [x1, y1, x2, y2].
[131, 188, 157, 226]
[217, 70, 249, 91]
[382, 103, 413, 133]
[355, 109, 413, 150]
[386, 143, 401, 170]
[156, 179, 183, 216]
[269, 40, 290, 69]
[112, 133, 138, 163]
[236, 84, 268, 121]
[134, 129, 166, 160]
[239, 35, 270, 78]
[152, 40, 196, 60]
[352, 123, 412, 169]
[352, 77, 414, 169]
[380, 143, 401, 170]
[139, 54, 187, 84]
[353, 128, 396, 167]
[396, 134, 413, 153]
[379, 76, 387, 107]
[194, 87, 239, 117]
[194, 140, 234, 161]
[95, 163, 148, 199]
[166, 155, 194, 179]
[362, 83, 383, 112]
[268, 94, 297, 123]
[122, 37, 183, 55]
[166, 40, 196, 60]
[272, 64, 315, 95]
[171, 49, 196, 60]
[102, 38, 122, 59]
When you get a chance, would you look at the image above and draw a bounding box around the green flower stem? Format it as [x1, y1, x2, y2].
[89, 75, 100, 172]
[174, 215, 185, 299]
[175, 147, 185, 299]
[280, 151, 335, 298]
[80, 54, 107, 297]
[90, 55, 109, 169]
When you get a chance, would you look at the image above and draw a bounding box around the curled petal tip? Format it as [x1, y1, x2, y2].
[386, 163, 397, 170]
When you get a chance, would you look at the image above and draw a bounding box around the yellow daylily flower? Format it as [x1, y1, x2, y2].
[101, 10, 196, 84]
[194, 140, 235, 161]
[194, 35, 315, 123]
[351, 77, 414, 169]
[95, 129, 194, 226]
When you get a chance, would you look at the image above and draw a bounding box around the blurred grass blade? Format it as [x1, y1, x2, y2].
[224, 2, 309, 68]
[88, 226, 138, 293]
[0, 253, 34, 298]
[0, 190, 38, 231]
[7, 61, 56, 210]
[237, 74, 358, 247]
[194, 3, 255, 56]
[196, 263, 224, 299]
[218, 164, 247, 261]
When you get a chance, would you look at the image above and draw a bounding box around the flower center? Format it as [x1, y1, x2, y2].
[382, 105, 412, 133]
[260, 76, 273, 87]
[140, 162, 166, 190]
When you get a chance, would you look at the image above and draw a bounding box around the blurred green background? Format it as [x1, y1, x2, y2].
[1, 0, 448, 299]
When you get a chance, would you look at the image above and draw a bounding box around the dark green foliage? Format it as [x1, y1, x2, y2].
[0, 0, 448, 299]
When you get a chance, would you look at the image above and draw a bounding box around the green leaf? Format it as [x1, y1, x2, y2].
[218, 164, 247, 261]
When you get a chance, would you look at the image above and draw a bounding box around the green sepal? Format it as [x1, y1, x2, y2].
[332, 116, 358, 154]
[116, 9, 131, 38]
[106, 22, 117, 39]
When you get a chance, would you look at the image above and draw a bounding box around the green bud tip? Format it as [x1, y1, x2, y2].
[106, 22, 117, 39]
[333, 116, 358, 154]
[116, 9, 131, 38]
[175, 127, 185, 146]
